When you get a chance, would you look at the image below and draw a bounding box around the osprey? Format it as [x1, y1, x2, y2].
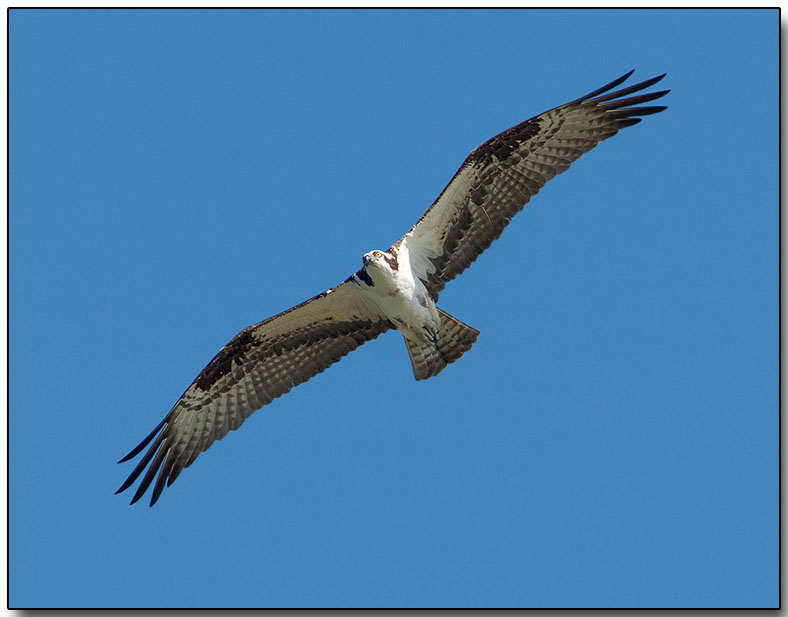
[118, 70, 669, 506]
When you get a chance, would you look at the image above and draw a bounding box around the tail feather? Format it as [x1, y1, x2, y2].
[404, 309, 480, 381]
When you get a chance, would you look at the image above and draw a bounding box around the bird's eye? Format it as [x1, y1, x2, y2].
[373, 251, 382, 258]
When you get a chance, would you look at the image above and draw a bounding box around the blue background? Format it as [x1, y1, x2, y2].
[10, 9, 777, 608]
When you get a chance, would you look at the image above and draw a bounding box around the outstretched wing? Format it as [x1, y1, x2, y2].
[116, 278, 390, 506]
[396, 70, 669, 300]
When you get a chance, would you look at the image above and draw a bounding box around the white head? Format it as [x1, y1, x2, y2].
[360, 248, 400, 288]
[362, 250, 386, 268]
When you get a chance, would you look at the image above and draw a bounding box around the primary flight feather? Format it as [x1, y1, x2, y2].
[117, 70, 669, 506]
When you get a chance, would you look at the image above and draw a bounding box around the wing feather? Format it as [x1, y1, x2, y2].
[117, 280, 389, 505]
[396, 71, 669, 299]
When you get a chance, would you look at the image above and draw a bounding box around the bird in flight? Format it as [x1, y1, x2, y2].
[117, 70, 669, 506]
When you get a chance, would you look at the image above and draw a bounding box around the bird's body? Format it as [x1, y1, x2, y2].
[355, 248, 441, 347]
[117, 70, 669, 506]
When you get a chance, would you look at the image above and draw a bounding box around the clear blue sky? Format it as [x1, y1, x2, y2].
[10, 8, 777, 609]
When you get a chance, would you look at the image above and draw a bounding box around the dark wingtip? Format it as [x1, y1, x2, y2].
[129, 486, 145, 505]
[115, 475, 135, 495]
[575, 70, 636, 104]
[117, 415, 169, 465]
[636, 105, 669, 115]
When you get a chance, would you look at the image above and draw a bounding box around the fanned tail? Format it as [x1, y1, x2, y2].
[404, 308, 480, 381]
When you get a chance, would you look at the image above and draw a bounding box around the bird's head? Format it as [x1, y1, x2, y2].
[361, 249, 400, 287]
[362, 250, 386, 268]
[363, 248, 399, 272]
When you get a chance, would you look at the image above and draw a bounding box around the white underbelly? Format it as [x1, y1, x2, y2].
[356, 252, 440, 343]
[378, 286, 438, 344]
